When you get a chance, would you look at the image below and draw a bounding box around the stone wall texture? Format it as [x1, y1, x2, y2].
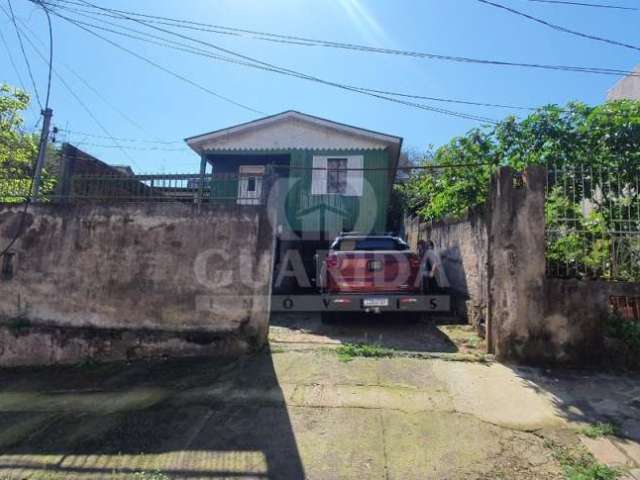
[0, 203, 275, 367]
[404, 208, 488, 329]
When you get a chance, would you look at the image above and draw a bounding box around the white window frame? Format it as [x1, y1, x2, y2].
[311, 155, 363, 197]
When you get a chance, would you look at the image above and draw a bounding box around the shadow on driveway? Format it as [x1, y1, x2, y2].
[269, 312, 460, 354]
[0, 352, 305, 479]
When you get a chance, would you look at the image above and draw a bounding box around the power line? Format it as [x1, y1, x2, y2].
[42, 0, 640, 78]
[53, 17, 267, 116]
[36, 3, 266, 116]
[48, 5, 498, 124]
[0, 0, 54, 258]
[39, 0, 53, 110]
[7, 0, 43, 109]
[58, 129, 184, 144]
[67, 141, 187, 151]
[527, 0, 639, 11]
[51, 3, 640, 122]
[14, 14, 168, 140]
[478, 0, 640, 52]
[49, 7, 533, 112]
[0, 28, 28, 92]
[2, 9, 139, 168]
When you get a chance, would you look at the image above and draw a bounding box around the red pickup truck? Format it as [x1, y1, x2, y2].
[317, 234, 449, 323]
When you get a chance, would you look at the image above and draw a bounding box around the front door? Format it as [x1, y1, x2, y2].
[237, 165, 265, 205]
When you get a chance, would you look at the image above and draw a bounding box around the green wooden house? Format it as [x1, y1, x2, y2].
[185, 111, 402, 290]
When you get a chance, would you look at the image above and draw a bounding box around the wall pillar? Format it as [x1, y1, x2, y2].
[488, 165, 548, 363]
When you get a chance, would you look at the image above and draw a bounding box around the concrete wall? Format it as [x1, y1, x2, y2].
[543, 279, 640, 364]
[404, 165, 640, 366]
[487, 166, 548, 362]
[0, 202, 275, 367]
[404, 208, 488, 328]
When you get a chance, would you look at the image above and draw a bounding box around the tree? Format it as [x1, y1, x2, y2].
[403, 100, 640, 220]
[0, 83, 57, 202]
[403, 100, 640, 280]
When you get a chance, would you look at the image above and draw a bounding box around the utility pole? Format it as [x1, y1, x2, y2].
[31, 107, 53, 200]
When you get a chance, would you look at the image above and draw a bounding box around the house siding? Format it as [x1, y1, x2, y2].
[285, 148, 390, 235]
[204, 148, 392, 236]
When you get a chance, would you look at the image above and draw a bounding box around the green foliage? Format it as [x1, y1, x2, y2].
[403, 130, 497, 221]
[547, 440, 620, 480]
[403, 101, 640, 221]
[545, 187, 613, 278]
[580, 422, 620, 439]
[402, 100, 640, 280]
[387, 183, 408, 233]
[0, 83, 58, 202]
[606, 313, 640, 357]
[335, 343, 396, 362]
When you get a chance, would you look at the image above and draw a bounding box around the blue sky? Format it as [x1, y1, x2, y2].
[1, 0, 638, 172]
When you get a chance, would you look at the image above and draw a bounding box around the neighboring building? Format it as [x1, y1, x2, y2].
[185, 110, 403, 290]
[606, 65, 640, 100]
[111, 165, 136, 177]
[57, 143, 144, 199]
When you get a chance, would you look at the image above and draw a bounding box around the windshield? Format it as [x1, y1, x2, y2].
[333, 237, 409, 251]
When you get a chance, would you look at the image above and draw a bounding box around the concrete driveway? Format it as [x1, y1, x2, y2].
[0, 315, 639, 479]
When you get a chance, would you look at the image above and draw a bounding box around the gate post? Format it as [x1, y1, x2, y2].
[487, 165, 548, 363]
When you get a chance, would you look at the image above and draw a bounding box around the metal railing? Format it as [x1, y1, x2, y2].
[0, 172, 270, 205]
[546, 162, 640, 282]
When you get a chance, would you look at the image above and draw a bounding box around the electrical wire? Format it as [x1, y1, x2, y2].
[0, 0, 52, 257]
[14, 14, 171, 140]
[3, 11, 140, 169]
[58, 129, 184, 144]
[44, 6, 535, 112]
[478, 0, 640, 52]
[34, 3, 266, 115]
[527, 0, 639, 11]
[42, 0, 640, 78]
[48, 6, 498, 124]
[40, 0, 53, 109]
[0, 28, 28, 92]
[7, 0, 43, 109]
[47, 3, 639, 121]
[66, 141, 187, 151]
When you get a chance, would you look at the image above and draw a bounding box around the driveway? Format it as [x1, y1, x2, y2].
[0, 315, 639, 479]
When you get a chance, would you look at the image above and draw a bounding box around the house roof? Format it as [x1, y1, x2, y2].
[606, 65, 640, 101]
[184, 111, 403, 173]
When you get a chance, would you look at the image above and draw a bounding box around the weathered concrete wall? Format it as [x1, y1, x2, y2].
[405, 166, 639, 366]
[488, 166, 548, 363]
[544, 279, 640, 364]
[0, 203, 275, 367]
[404, 208, 488, 328]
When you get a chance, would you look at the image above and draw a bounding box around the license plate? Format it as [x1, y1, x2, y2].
[368, 260, 382, 271]
[363, 298, 389, 307]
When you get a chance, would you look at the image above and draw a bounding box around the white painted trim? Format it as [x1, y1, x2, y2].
[186, 111, 401, 150]
[345, 155, 364, 197]
[311, 155, 364, 197]
[311, 156, 327, 195]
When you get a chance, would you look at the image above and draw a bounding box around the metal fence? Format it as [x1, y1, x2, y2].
[0, 172, 270, 204]
[546, 162, 640, 282]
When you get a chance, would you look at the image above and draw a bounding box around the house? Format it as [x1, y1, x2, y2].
[185, 110, 403, 290]
[606, 65, 640, 100]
